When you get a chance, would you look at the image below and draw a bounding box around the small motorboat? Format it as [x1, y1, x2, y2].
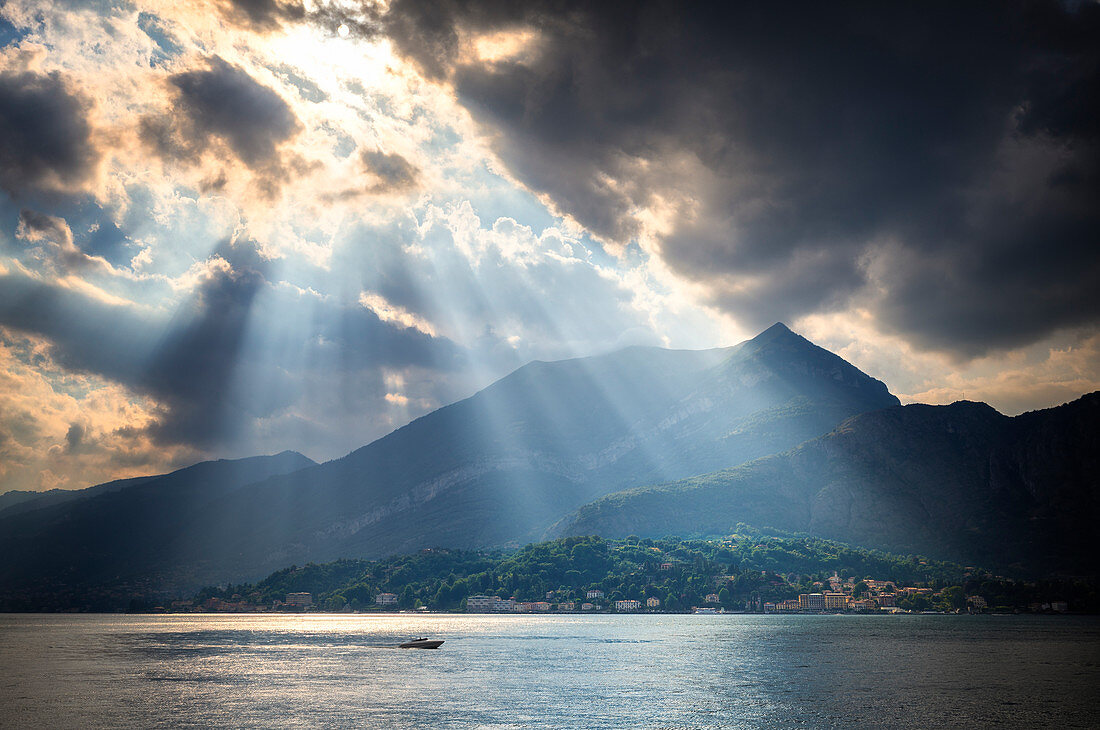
[399, 637, 444, 649]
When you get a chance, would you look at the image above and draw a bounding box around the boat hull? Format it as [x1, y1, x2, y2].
[398, 639, 444, 649]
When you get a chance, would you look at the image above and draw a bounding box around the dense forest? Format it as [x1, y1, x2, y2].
[191, 527, 1097, 613]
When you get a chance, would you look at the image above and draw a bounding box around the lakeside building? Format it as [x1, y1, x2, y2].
[967, 595, 988, 611]
[798, 593, 825, 611]
[863, 580, 896, 593]
[615, 600, 641, 611]
[899, 587, 933, 597]
[467, 595, 516, 612]
[466, 595, 495, 612]
[646, 597, 661, 608]
[558, 601, 576, 611]
[824, 593, 848, 610]
[705, 593, 720, 604]
[586, 589, 605, 600]
[375, 592, 398, 607]
[581, 602, 596, 611]
[286, 592, 313, 608]
[515, 601, 552, 612]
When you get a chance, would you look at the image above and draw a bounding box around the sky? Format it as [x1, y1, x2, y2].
[0, 0, 1097, 492]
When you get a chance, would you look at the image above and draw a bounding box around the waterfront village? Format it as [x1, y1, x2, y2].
[152, 534, 1089, 616]
[182, 570, 1069, 615]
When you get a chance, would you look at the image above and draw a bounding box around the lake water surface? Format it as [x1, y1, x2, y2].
[1, 613, 1098, 728]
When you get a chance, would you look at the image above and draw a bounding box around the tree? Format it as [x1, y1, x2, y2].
[433, 581, 452, 609]
[939, 586, 966, 611]
[853, 581, 869, 599]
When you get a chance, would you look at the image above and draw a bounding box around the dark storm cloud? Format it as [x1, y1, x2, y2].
[361, 150, 419, 191]
[141, 240, 273, 447]
[17, 209, 71, 244]
[220, 0, 382, 38]
[0, 238, 465, 451]
[0, 272, 156, 384]
[64, 423, 84, 453]
[380, 0, 1100, 355]
[219, 0, 304, 31]
[144, 57, 300, 170]
[0, 69, 98, 197]
[0, 246, 269, 449]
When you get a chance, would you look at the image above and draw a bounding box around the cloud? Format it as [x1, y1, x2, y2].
[140, 239, 273, 447]
[64, 422, 84, 452]
[15, 208, 87, 272]
[0, 224, 471, 459]
[359, 290, 437, 336]
[0, 68, 99, 197]
[219, 0, 384, 42]
[0, 328, 190, 492]
[361, 150, 420, 192]
[219, 0, 304, 32]
[143, 56, 301, 172]
[380, 0, 1100, 357]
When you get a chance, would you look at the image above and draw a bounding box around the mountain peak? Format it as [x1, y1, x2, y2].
[760, 321, 793, 336]
[745, 321, 794, 343]
[745, 321, 808, 350]
[720, 322, 899, 409]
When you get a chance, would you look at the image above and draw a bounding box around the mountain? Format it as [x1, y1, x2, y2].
[171, 323, 898, 579]
[0, 476, 156, 519]
[0, 451, 316, 609]
[556, 393, 1100, 576]
[0, 324, 899, 603]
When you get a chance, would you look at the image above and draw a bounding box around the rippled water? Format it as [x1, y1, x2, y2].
[1, 613, 1098, 728]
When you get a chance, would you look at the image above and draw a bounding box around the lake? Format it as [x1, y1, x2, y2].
[1, 613, 1098, 728]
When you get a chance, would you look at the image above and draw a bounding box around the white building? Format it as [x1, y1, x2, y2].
[286, 592, 312, 608]
[466, 595, 515, 612]
[466, 595, 496, 612]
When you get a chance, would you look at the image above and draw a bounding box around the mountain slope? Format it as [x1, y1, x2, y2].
[171, 323, 898, 578]
[556, 393, 1100, 575]
[0, 451, 316, 607]
[0, 324, 900, 601]
[0, 475, 157, 519]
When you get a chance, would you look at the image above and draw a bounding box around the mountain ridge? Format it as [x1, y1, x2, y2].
[556, 392, 1100, 575]
[0, 451, 317, 601]
[0, 324, 902, 603]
